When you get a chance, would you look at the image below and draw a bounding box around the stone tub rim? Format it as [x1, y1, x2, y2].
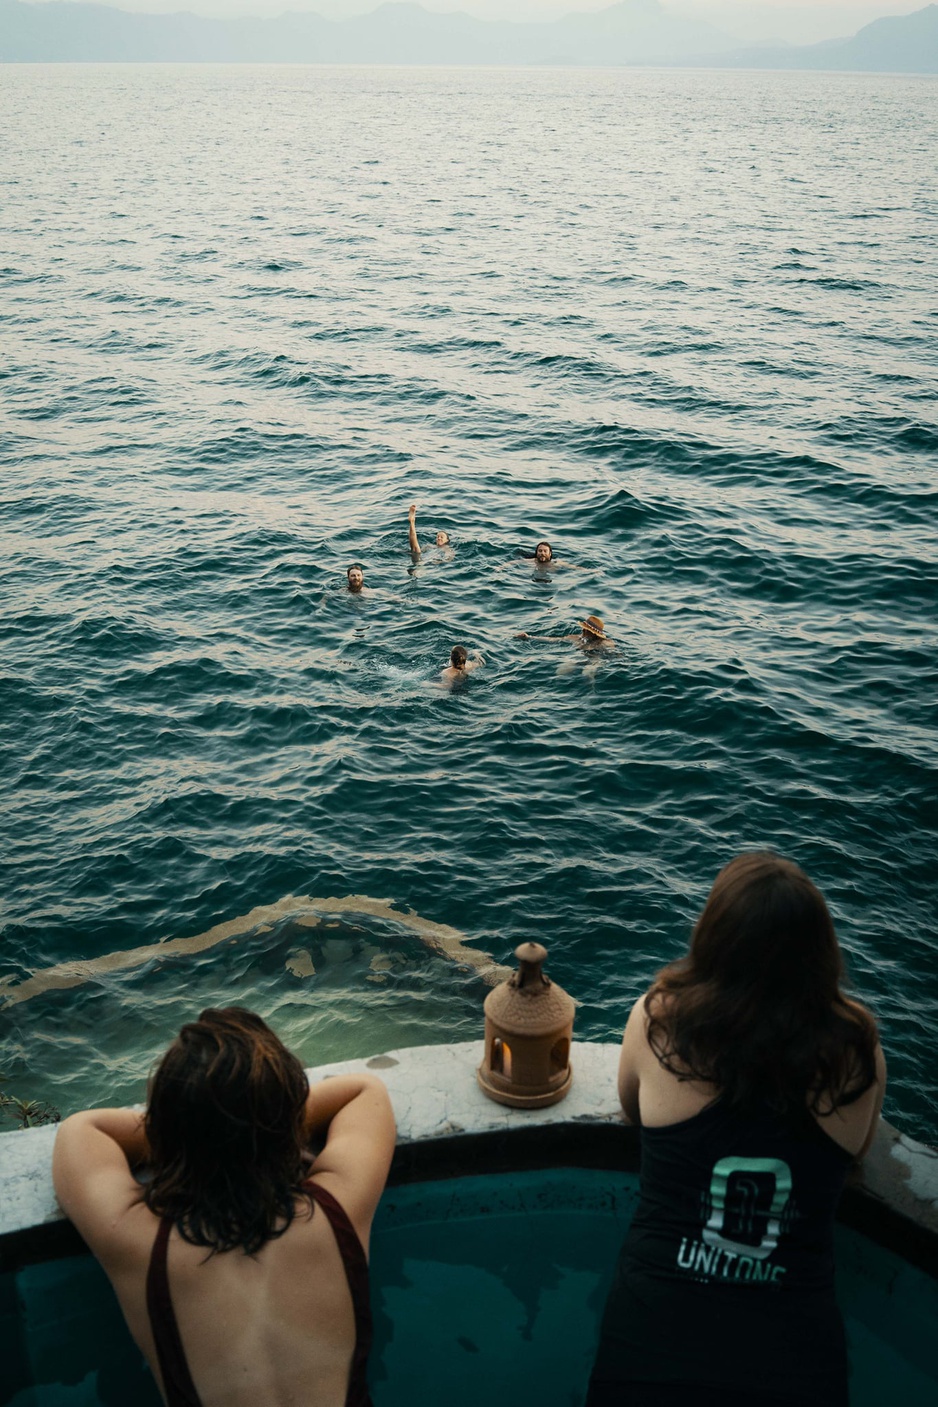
[1, 1040, 935, 1278]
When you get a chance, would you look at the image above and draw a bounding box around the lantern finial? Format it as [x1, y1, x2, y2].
[511, 941, 549, 989]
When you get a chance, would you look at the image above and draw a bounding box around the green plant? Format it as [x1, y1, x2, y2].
[0, 1078, 60, 1129]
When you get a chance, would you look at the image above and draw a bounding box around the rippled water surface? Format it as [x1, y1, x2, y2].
[1, 65, 936, 1140]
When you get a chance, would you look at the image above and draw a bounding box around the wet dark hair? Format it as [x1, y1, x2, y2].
[451, 645, 468, 668]
[347, 563, 363, 577]
[645, 853, 878, 1119]
[144, 1008, 311, 1255]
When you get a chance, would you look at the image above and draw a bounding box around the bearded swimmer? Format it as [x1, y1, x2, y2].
[516, 541, 582, 570]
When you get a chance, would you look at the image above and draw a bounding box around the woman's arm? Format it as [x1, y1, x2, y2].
[52, 1109, 150, 1264]
[303, 1075, 383, 1139]
[856, 1042, 888, 1160]
[616, 997, 649, 1125]
[305, 1075, 397, 1248]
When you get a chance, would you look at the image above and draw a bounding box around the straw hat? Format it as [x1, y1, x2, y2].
[581, 615, 606, 639]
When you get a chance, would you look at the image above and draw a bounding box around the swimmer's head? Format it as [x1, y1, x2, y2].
[346, 564, 364, 592]
[581, 615, 606, 640]
[450, 646, 468, 670]
[435, 530, 450, 547]
[535, 541, 553, 564]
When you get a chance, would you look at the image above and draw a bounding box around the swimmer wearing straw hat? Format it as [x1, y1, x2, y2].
[516, 615, 614, 650]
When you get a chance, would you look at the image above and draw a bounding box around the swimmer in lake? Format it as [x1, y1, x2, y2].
[346, 563, 365, 593]
[516, 541, 580, 569]
[409, 503, 451, 559]
[440, 645, 484, 685]
[516, 615, 614, 649]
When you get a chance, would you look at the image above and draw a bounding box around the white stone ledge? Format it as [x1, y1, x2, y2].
[1, 1040, 936, 1250]
[0, 1041, 624, 1243]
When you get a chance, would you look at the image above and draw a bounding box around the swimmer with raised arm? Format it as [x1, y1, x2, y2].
[408, 504, 451, 559]
[440, 645, 484, 686]
[516, 615, 614, 649]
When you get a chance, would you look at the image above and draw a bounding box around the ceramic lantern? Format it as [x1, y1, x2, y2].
[477, 941, 575, 1108]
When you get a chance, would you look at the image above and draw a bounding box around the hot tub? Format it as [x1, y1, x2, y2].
[2, 1042, 936, 1406]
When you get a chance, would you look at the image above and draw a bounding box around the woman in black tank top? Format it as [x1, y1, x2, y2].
[586, 853, 885, 1407]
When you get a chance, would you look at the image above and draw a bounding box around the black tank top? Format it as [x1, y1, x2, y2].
[591, 1099, 853, 1404]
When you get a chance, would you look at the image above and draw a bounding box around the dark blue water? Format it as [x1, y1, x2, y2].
[1, 65, 935, 1141]
[6, 1170, 937, 1405]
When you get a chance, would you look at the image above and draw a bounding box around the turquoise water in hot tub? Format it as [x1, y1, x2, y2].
[2, 1169, 937, 1405]
[1, 65, 936, 1142]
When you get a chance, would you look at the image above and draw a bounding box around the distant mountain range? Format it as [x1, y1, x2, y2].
[2, 0, 936, 71]
[705, 2, 938, 69]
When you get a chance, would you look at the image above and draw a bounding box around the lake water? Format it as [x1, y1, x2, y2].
[0, 64, 935, 1142]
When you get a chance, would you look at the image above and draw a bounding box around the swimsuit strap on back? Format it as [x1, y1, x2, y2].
[146, 1216, 204, 1407]
[144, 1188, 373, 1407]
[306, 1180, 375, 1407]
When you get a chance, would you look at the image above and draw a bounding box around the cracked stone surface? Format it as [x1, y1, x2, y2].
[318, 1041, 625, 1143]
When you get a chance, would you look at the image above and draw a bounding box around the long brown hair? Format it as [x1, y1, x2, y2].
[645, 853, 878, 1117]
[144, 1008, 311, 1254]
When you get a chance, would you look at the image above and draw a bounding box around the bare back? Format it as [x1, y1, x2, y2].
[102, 1178, 360, 1407]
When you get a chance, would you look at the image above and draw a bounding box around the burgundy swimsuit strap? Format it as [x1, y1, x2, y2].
[144, 1189, 373, 1407]
[145, 1216, 204, 1407]
[306, 1180, 375, 1407]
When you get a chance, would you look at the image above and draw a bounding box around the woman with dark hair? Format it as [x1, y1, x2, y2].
[53, 1007, 396, 1407]
[586, 853, 885, 1407]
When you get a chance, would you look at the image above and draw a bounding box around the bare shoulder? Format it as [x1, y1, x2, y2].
[624, 991, 651, 1029]
[621, 992, 656, 1063]
[617, 993, 657, 1122]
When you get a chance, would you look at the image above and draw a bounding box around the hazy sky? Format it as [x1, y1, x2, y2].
[50, 0, 924, 47]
